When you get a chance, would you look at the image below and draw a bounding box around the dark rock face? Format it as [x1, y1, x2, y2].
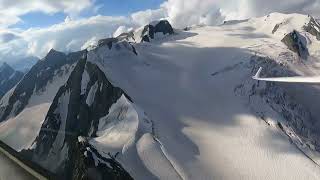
[103, 20, 174, 45]
[97, 37, 138, 55]
[272, 23, 280, 34]
[73, 140, 133, 180]
[154, 20, 174, 35]
[0, 62, 24, 98]
[98, 38, 119, 49]
[28, 54, 133, 179]
[281, 30, 309, 58]
[304, 16, 320, 40]
[116, 31, 135, 41]
[183, 27, 192, 31]
[140, 20, 174, 42]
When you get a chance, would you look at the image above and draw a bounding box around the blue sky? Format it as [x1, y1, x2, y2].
[93, 0, 164, 15]
[12, 0, 164, 29]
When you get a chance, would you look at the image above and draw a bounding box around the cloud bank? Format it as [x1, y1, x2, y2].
[162, 0, 320, 28]
[0, 15, 132, 62]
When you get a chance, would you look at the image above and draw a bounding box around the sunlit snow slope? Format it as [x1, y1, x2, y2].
[89, 13, 320, 180]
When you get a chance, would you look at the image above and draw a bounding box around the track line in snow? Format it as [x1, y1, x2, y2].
[211, 62, 244, 77]
[154, 137, 186, 180]
[276, 122, 320, 167]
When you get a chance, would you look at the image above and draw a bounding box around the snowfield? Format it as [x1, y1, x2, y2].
[88, 13, 320, 180]
[89, 95, 183, 179]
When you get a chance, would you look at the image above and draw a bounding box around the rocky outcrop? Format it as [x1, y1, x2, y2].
[281, 30, 309, 58]
[304, 16, 320, 40]
[139, 20, 174, 42]
[97, 37, 137, 55]
[272, 23, 281, 34]
[115, 31, 136, 42]
[271, 20, 289, 34]
[0, 62, 24, 98]
[73, 139, 133, 180]
[101, 20, 174, 45]
[98, 38, 119, 49]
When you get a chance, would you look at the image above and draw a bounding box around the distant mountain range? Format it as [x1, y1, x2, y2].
[8, 56, 39, 73]
[0, 62, 24, 98]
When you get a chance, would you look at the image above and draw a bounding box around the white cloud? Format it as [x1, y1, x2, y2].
[0, 31, 20, 43]
[0, 15, 132, 62]
[161, 0, 220, 28]
[0, 35, 28, 63]
[24, 15, 132, 56]
[113, 26, 130, 37]
[81, 36, 98, 50]
[0, 0, 93, 27]
[0, 13, 21, 28]
[131, 8, 167, 26]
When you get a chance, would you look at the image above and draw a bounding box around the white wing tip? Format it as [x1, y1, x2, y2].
[252, 67, 263, 80]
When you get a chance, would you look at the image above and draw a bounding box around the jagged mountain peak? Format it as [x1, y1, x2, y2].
[0, 62, 14, 72]
[1, 62, 10, 67]
[0, 62, 24, 98]
[44, 49, 66, 62]
[98, 37, 118, 48]
[281, 30, 309, 58]
[112, 19, 174, 44]
[83, 19, 174, 57]
[0, 19, 176, 178]
[0, 49, 85, 123]
[134, 19, 174, 43]
[26, 54, 140, 178]
[304, 15, 320, 40]
[47, 48, 62, 54]
[94, 37, 138, 56]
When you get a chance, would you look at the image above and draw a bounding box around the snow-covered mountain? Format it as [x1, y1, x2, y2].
[0, 49, 84, 150]
[24, 56, 135, 179]
[1, 14, 320, 180]
[0, 62, 23, 98]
